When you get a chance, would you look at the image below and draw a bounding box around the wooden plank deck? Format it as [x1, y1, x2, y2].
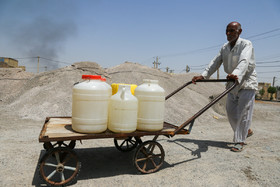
[39, 117, 188, 142]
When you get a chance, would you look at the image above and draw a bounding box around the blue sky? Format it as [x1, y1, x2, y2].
[1, 0, 280, 86]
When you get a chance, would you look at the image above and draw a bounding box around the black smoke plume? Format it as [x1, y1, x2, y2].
[12, 16, 77, 71]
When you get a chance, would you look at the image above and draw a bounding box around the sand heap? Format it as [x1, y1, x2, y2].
[2, 62, 228, 125]
[0, 68, 34, 102]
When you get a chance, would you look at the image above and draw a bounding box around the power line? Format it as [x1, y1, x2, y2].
[159, 27, 280, 59]
[258, 76, 279, 79]
[257, 65, 280, 68]
[160, 44, 222, 58]
[13, 56, 72, 65]
[256, 60, 280, 64]
[14, 57, 37, 59]
[190, 63, 208, 67]
[190, 67, 205, 70]
[13, 56, 73, 67]
[246, 28, 280, 39]
[250, 33, 280, 42]
[258, 70, 280, 74]
[188, 58, 280, 72]
[40, 57, 72, 65]
[189, 60, 280, 70]
[257, 54, 280, 61]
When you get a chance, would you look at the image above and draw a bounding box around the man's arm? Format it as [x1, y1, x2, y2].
[226, 74, 238, 80]
[192, 48, 223, 84]
[201, 48, 223, 79]
[192, 75, 204, 84]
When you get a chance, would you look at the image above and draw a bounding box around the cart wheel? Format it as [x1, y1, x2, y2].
[39, 147, 81, 186]
[114, 137, 138, 152]
[134, 140, 165, 174]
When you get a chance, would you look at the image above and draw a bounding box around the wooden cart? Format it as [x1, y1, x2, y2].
[38, 79, 237, 186]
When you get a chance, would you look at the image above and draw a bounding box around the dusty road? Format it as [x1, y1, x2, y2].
[0, 101, 279, 187]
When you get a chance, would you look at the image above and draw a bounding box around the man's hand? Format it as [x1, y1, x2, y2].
[226, 74, 238, 80]
[192, 75, 204, 84]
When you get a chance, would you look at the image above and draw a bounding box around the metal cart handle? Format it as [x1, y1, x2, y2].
[166, 79, 239, 136]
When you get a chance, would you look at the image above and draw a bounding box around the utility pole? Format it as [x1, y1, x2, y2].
[217, 68, 220, 79]
[186, 65, 190, 73]
[37, 56, 40, 73]
[166, 67, 169, 73]
[272, 76, 276, 87]
[156, 56, 159, 69]
[153, 56, 161, 69]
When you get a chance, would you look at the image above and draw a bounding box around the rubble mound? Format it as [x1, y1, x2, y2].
[0, 68, 34, 102]
[2, 62, 227, 124]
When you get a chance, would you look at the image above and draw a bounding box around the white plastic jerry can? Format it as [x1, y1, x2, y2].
[108, 85, 138, 133]
[72, 75, 111, 133]
[134, 79, 165, 131]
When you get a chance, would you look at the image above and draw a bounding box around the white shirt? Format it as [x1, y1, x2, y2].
[201, 37, 258, 93]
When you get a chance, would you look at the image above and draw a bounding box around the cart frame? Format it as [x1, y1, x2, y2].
[38, 79, 238, 186]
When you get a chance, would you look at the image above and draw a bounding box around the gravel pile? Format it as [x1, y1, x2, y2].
[2, 62, 226, 124]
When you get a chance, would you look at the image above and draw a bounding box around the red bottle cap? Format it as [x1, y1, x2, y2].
[82, 75, 102, 80]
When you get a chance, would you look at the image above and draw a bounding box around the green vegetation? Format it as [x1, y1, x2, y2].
[259, 89, 265, 99]
[267, 86, 277, 100]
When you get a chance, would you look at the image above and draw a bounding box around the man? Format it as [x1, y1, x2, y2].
[192, 22, 257, 152]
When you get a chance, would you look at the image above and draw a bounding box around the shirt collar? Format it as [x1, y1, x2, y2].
[226, 37, 241, 51]
[235, 37, 242, 46]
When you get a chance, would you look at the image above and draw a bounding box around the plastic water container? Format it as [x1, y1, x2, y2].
[134, 79, 165, 131]
[111, 83, 137, 95]
[72, 75, 111, 133]
[101, 77, 112, 96]
[108, 85, 138, 133]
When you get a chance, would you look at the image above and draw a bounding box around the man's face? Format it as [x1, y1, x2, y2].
[226, 24, 241, 43]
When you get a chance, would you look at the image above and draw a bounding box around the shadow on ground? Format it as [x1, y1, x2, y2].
[32, 138, 231, 186]
[166, 138, 231, 166]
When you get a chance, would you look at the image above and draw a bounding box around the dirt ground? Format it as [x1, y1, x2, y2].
[0, 63, 279, 186]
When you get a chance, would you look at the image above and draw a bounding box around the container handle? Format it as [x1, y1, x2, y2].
[121, 86, 125, 100]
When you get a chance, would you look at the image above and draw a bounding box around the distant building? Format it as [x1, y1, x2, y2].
[0, 57, 26, 71]
[258, 82, 277, 100]
[277, 90, 280, 101]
